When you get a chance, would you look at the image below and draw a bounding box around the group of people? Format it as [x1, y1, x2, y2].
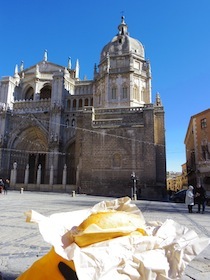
[0, 178, 10, 195]
[185, 184, 207, 214]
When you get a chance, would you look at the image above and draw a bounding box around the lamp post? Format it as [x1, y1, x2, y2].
[131, 171, 137, 200]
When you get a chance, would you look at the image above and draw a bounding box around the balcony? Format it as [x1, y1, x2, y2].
[13, 99, 51, 114]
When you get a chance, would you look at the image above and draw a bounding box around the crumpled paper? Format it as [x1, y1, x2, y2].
[24, 196, 209, 280]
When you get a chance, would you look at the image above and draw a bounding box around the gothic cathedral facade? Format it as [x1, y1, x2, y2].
[0, 17, 166, 199]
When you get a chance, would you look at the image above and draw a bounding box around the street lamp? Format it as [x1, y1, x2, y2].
[131, 171, 137, 200]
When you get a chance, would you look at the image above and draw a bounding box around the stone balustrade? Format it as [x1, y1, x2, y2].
[13, 99, 51, 113]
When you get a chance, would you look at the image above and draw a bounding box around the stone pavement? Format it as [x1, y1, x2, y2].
[0, 191, 209, 280]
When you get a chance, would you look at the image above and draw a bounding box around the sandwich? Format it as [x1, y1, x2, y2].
[69, 210, 146, 247]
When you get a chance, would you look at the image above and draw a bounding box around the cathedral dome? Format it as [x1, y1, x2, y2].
[100, 16, 145, 62]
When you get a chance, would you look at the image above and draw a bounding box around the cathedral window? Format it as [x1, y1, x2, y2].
[67, 100, 71, 109]
[122, 86, 127, 99]
[79, 99, 83, 108]
[73, 99, 77, 109]
[85, 98, 89, 106]
[111, 87, 117, 100]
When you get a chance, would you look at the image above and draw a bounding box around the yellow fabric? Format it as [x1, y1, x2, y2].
[17, 247, 75, 280]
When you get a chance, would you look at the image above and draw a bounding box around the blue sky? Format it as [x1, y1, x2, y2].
[1, 0, 210, 172]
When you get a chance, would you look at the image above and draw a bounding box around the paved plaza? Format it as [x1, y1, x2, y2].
[0, 190, 210, 280]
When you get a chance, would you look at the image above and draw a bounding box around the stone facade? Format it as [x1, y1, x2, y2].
[0, 17, 166, 198]
[185, 109, 210, 194]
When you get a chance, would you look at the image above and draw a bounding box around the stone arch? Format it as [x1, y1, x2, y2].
[25, 86, 34, 100]
[9, 126, 48, 184]
[40, 84, 52, 99]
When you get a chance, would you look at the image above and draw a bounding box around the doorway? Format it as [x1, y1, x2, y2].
[28, 153, 46, 183]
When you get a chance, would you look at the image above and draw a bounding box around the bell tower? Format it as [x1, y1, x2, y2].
[94, 16, 152, 109]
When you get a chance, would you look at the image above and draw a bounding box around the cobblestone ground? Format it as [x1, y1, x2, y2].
[0, 191, 209, 279]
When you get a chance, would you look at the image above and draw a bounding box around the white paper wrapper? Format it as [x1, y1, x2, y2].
[25, 196, 210, 280]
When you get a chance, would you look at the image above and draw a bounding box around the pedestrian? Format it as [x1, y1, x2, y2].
[3, 178, 10, 195]
[194, 184, 206, 214]
[185, 185, 194, 213]
[0, 178, 4, 194]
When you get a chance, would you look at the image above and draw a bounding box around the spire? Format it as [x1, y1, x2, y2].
[14, 64, 19, 78]
[118, 16, 128, 35]
[68, 57, 71, 70]
[155, 92, 162, 106]
[94, 63, 98, 75]
[20, 61, 24, 71]
[75, 59, 79, 79]
[44, 49, 48, 61]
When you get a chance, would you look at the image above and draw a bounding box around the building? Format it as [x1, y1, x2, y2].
[185, 109, 210, 191]
[166, 164, 188, 193]
[0, 17, 166, 198]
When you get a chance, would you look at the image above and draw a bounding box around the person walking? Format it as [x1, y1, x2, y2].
[0, 178, 4, 194]
[185, 185, 194, 213]
[3, 179, 10, 195]
[195, 184, 206, 214]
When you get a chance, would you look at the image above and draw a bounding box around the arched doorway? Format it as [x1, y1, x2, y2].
[9, 126, 48, 184]
[28, 153, 46, 183]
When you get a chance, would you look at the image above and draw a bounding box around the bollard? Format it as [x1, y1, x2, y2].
[133, 194, 137, 201]
[20, 187, 24, 194]
[72, 190, 76, 197]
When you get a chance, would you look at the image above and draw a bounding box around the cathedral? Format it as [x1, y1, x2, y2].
[0, 17, 166, 199]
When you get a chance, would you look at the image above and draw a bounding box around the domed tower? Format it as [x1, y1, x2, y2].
[93, 16, 152, 108]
